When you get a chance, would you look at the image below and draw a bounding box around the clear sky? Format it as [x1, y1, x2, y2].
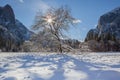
[0, 0, 120, 41]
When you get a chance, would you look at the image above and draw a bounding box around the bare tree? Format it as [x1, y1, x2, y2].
[32, 6, 78, 53]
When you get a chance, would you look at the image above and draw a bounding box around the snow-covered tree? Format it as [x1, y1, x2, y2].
[33, 6, 78, 53]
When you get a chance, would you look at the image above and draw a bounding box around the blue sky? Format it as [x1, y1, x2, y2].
[0, 0, 120, 41]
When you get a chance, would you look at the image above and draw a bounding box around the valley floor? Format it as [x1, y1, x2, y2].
[0, 52, 120, 80]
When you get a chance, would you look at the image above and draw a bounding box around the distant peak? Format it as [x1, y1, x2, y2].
[112, 7, 120, 11]
[0, 4, 15, 24]
[108, 6, 120, 14]
[5, 4, 11, 7]
[4, 4, 12, 9]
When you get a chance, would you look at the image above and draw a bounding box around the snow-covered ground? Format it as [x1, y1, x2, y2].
[0, 53, 120, 80]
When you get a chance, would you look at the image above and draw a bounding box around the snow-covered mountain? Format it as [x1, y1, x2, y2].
[0, 4, 32, 51]
[85, 7, 120, 41]
[85, 7, 120, 51]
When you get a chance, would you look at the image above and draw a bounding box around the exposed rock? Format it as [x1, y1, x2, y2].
[0, 4, 15, 25]
[85, 7, 120, 51]
[85, 29, 99, 41]
[0, 4, 32, 51]
[86, 7, 120, 42]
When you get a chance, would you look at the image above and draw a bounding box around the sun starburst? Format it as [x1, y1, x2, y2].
[47, 18, 53, 23]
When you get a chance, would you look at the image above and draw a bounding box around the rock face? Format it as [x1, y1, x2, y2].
[0, 4, 15, 24]
[0, 4, 31, 51]
[85, 7, 120, 51]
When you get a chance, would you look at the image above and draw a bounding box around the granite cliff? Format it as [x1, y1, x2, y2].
[0, 4, 32, 51]
[85, 7, 120, 51]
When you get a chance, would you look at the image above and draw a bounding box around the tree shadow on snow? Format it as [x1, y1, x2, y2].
[0, 54, 120, 80]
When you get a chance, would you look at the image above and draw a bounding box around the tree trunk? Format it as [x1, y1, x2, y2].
[55, 33, 62, 53]
[49, 25, 63, 53]
[59, 41, 62, 53]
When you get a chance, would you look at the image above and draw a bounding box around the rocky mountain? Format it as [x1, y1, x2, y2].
[85, 7, 120, 51]
[0, 4, 32, 51]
